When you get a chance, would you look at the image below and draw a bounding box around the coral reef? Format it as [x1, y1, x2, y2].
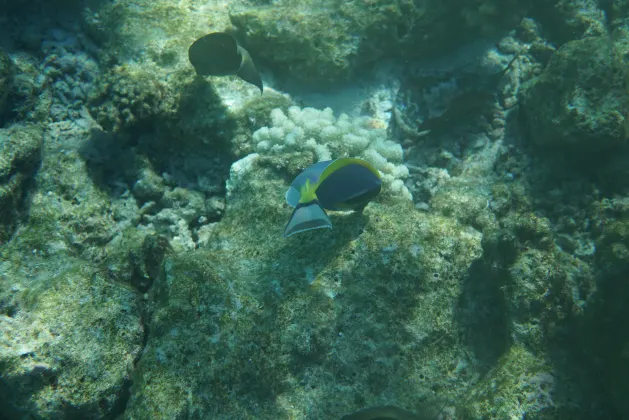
[123, 157, 484, 418]
[228, 0, 411, 84]
[520, 34, 629, 157]
[82, 0, 233, 71]
[0, 45, 47, 127]
[251, 106, 412, 200]
[529, 0, 606, 44]
[88, 63, 177, 132]
[1, 0, 629, 419]
[229, 0, 531, 85]
[0, 252, 143, 418]
[464, 346, 557, 419]
[0, 48, 13, 125]
[0, 124, 43, 243]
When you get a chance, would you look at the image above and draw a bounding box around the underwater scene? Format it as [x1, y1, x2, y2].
[1, 0, 629, 419]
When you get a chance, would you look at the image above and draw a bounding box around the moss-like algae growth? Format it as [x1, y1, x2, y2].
[464, 345, 557, 419]
[3, 0, 629, 418]
[0, 254, 142, 418]
[520, 34, 629, 156]
[229, 0, 528, 85]
[121, 156, 486, 418]
[0, 123, 43, 244]
[0, 47, 13, 124]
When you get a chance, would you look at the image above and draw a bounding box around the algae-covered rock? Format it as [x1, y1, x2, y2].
[102, 229, 171, 292]
[84, 0, 232, 64]
[594, 196, 629, 269]
[229, 0, 528, 85]
[0, 123, 43, 243]
[8, 124, 141, 263]
[477, 185, 595, 350]
[122, 156, 485, 418]
[88, 63, 179, 132]
[464, 346, 558, 419]
[10, 54, 46, 123]
[427, 154, 599, 416]
[23, 148, 120, 257]
[229, 0, 411, 84]
[581, 197, 629, 417]
[0, 255, 143, 419]
[0, 47, 13, 125]
[520, 35, 629, 156]
[528, 0, 606, 45]
[0, 48, 48, 126]
[87, 60, 254, 163]
[82, 0, 528, 88]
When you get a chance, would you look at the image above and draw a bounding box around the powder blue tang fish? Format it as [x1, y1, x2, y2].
[284, 157, 382, 237]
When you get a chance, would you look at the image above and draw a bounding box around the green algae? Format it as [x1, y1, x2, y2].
[0, 47, 12, 124]
[102, 228, 171, 292]
[117, 155, 489, 418]
[520, 34, 629, 156]
[229, 0, 411, 84]
[0, 123, 43, 244]
[0, 255, 142, 418]
[463, 345, 557, 419]
[3, 1, 629, 418]
[88, 63, 179, 132]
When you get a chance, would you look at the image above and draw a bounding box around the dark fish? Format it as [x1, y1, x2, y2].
[284, 157, 382, 237]
[188, 32, 263, 93]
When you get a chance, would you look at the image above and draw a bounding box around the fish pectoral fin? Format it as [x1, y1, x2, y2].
[285, 186, 301, 208]
[283, 201, 332, 238]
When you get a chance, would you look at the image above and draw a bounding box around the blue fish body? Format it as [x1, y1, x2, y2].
[283, 158, 382, 237]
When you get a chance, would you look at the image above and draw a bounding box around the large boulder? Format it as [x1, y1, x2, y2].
[520, 35, 629, 156]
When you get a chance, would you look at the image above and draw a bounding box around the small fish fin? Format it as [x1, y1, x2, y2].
[237, 45, 263, 94]
[284, 201, 332, 238]
[285, 186, 301, 207]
